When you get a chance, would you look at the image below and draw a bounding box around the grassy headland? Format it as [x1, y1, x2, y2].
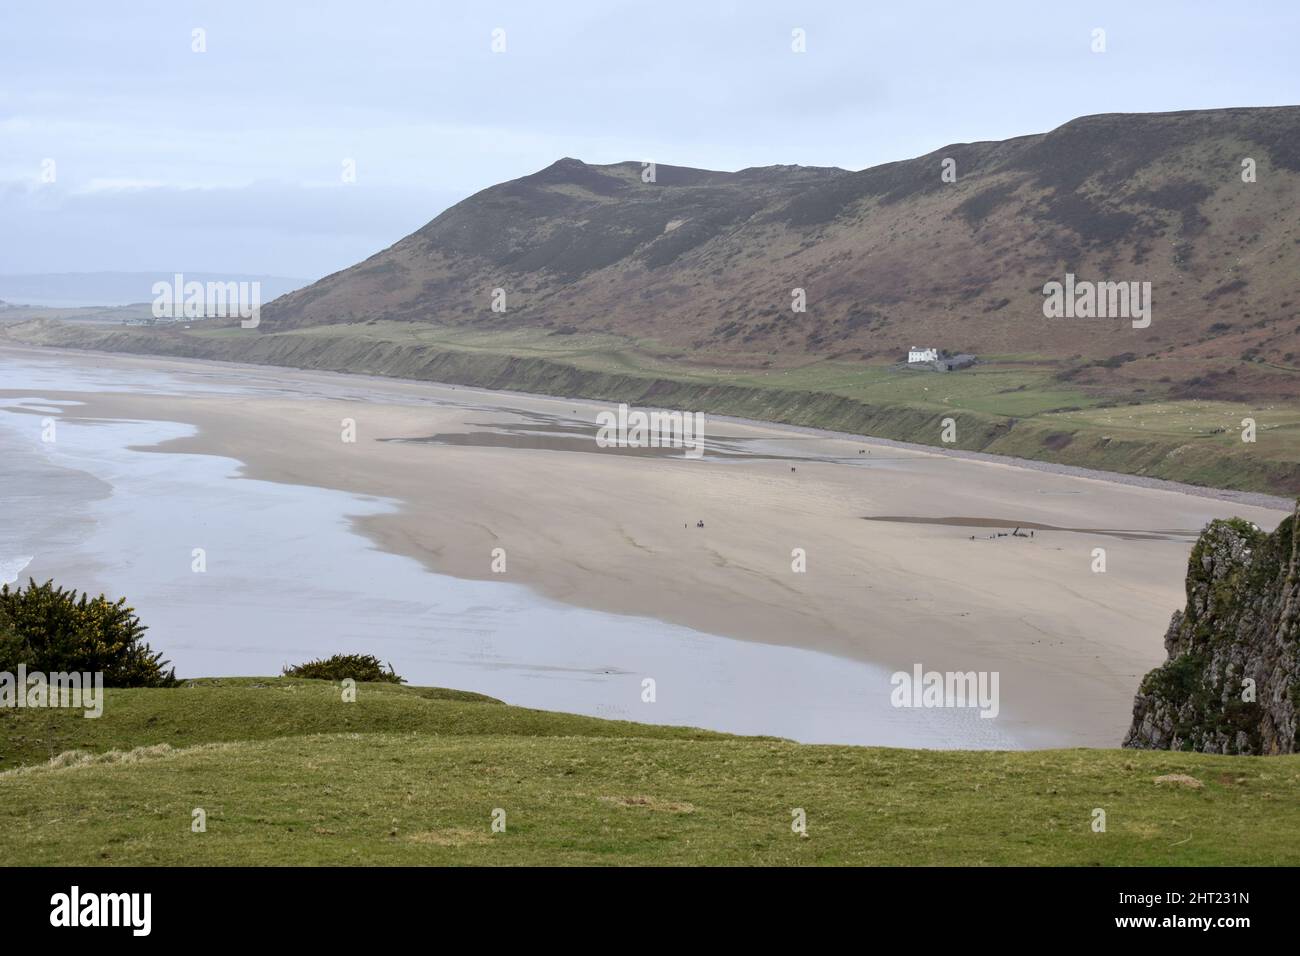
[2, 677, 1299, 865]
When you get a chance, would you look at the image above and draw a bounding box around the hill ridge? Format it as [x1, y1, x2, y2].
[258, 106, 1300, 406]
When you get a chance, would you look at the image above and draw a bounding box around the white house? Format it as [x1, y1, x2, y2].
[908, 346, 939, 364]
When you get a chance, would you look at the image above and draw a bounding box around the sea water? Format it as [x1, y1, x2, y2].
[0, 349, 1025, 748]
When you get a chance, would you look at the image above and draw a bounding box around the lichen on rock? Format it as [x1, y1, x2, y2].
[1124, 501, 1298, 754]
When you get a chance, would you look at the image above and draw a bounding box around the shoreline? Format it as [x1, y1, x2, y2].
[2, 341, 1292, 512]
[0, 366, 1028, 750]
[2, 345, 1291, 749]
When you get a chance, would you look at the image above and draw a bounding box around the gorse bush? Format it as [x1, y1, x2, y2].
[283, 653, 404, 684]
[0, 607, 21, 672]
[0, 579, 176, 687]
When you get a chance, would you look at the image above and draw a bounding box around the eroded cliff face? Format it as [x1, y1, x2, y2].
[1125, 502, 1299, 754]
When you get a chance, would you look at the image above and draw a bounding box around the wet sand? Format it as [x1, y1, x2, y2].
[1, 345, 1291, 748]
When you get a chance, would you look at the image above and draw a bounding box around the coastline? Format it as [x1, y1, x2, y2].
[1, 345, 1291, 748]
[3, 342, 1290, 512]
[1, 388, 1026, 749]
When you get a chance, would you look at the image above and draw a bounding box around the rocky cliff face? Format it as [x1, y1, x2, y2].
[1125, 502, 1299, 754]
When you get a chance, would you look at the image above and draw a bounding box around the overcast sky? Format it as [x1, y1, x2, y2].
[2, 0, 1297, 281]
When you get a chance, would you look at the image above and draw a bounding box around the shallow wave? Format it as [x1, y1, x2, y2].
[0, 555, 34, 586]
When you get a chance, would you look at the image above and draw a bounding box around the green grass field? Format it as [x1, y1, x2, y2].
[3, 678, 1299, 866]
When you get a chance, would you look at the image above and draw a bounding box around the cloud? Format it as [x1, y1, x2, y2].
[0, 180, 461, 277]
[2, 0, 1297, 275]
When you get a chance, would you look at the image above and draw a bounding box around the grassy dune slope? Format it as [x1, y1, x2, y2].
[5, 319, 1299, 496]
[3, 679, 1299, 866]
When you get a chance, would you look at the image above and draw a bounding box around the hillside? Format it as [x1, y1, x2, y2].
[264, 106, 1300, 402]
[4, 678, 1300, 865]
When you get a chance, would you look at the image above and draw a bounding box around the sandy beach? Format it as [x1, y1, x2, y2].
[1, 345, 1290, 748]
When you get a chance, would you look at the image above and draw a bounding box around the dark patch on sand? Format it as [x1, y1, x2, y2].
[863, 515, 1200, 541]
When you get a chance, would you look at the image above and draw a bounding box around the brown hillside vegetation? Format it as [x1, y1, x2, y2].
[263, 107, 1300, 400]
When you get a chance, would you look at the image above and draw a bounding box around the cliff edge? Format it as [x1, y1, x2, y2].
[1125, 502, 1299, 753]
